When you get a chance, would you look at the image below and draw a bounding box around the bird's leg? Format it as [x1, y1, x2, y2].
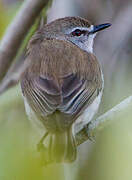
[37, 132, 53, 165]
[37, 132, 48, 152]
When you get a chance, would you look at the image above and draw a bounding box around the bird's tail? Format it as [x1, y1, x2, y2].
[41, 128, 77, 163]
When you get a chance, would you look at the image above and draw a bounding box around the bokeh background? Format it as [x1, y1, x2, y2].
[0, 0, 132, 179]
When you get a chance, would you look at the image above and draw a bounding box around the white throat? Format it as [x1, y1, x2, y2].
[79, 25, 96, 53]
[82, 33, 96, 53]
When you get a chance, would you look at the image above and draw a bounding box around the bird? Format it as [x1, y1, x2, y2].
[20, 16, 111, 163]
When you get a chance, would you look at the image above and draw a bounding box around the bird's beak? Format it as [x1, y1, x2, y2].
[89, 23, 111, 34]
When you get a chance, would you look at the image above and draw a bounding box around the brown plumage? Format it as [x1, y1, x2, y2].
[21, 38, 102, 125]
[21, 38, 102, 162]
[20, 16, 110, 163]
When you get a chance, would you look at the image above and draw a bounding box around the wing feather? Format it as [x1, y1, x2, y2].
[21, 73, 99, 119]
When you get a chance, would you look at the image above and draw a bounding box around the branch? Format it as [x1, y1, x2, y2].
[0, 0, 49, 82]
[75, 95, 132, 146]
[0, 60, 29, 94]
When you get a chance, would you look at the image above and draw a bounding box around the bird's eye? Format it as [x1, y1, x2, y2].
[72, 29, 83, 36]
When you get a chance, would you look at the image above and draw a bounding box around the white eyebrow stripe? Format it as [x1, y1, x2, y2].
[67, 25, 94, 34]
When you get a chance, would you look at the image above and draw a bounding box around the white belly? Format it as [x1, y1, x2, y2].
[74, 90, 103, 133]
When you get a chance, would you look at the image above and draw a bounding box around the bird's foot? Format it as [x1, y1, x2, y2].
[84, 122, 96, 142]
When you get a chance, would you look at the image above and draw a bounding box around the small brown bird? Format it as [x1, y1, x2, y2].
[21, 16, 111, 163]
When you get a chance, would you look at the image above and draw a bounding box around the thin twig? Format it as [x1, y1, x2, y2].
[0, 0, 49, 82]
[75, 95, 132, 146]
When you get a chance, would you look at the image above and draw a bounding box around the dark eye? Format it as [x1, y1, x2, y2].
[72, 29, 83, 36]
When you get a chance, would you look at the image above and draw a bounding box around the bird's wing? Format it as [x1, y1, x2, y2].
[21, 39, 102, 118]
[21, 73, 99, 118]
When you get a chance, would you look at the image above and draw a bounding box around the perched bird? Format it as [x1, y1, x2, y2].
[21, 16, 111, 163]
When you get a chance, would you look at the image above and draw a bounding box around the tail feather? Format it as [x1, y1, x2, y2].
[65, 128, 77, 162]
[43, 128, 77, 163]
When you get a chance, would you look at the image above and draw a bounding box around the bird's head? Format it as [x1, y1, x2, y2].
[43, 16, 111, 53]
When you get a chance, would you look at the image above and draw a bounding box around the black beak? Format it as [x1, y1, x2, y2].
[90, 23, 111, 34]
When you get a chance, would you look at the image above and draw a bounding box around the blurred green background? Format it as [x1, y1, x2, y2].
[0, 0, 132, 179]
